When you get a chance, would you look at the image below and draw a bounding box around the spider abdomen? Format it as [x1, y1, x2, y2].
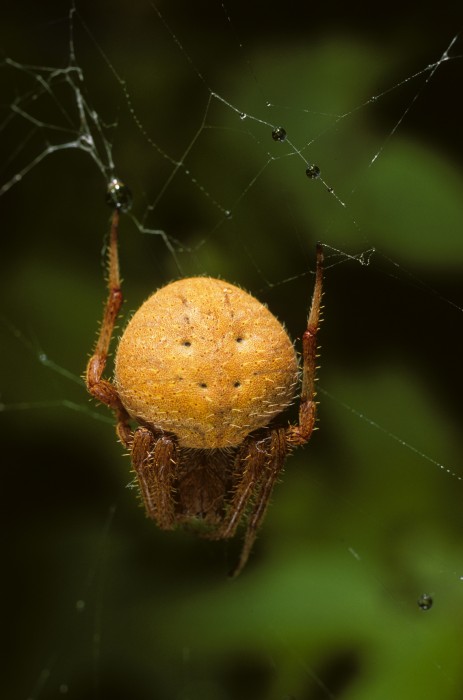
[115, 277, 298, 449]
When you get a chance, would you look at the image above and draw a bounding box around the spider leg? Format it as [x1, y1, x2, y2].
[218, 435, 269, 541]
[131, 427, 177, 529]
[229, 427, 287, 578]
[85, 209, 132, 447]
[287, 242, 323, 446]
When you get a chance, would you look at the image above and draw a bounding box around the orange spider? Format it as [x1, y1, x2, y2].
[86, 180, 323, 576]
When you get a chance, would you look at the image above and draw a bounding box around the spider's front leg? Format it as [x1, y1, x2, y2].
[131, 427, 178, 530]
[234, 428, 288, 577]
[85, 209, 132, 446]
[215, 427, 287, 577]
[287, 242, 324, 446]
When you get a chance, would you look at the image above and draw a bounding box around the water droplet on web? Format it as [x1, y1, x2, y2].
[224, 210, 233, 219]
[417, 593, 433, 610]
[239, 112, 247, 120]
[305, 164, 321, 179]
[272, 126, 287, 142]
[106, 177, 133, 212]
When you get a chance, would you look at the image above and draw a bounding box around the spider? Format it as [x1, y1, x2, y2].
[86, 181, 323, 576]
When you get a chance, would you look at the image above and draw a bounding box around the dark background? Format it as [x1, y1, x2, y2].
[2, 2, 463, 699]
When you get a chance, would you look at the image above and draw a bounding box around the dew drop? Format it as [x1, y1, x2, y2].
[417, 593, 433, 611]
[224, 209, 233, 220]
[272, 126, 287, 142]
[239, 112, 247, 120]
[106, 178, 132, 212]
[305, 164, 321, 180]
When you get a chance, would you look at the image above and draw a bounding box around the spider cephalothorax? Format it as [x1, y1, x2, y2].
[86, 189, 323, 575]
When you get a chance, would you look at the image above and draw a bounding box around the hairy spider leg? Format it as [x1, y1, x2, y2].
[229, 427, 288, 577]
[287, 242, 323, 446]
[218, 435, 271, 541]
[131, 427, 178, 529]
[85, 209, 132, 446]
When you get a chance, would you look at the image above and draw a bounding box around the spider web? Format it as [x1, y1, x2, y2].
[2, 2, 463, 699]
